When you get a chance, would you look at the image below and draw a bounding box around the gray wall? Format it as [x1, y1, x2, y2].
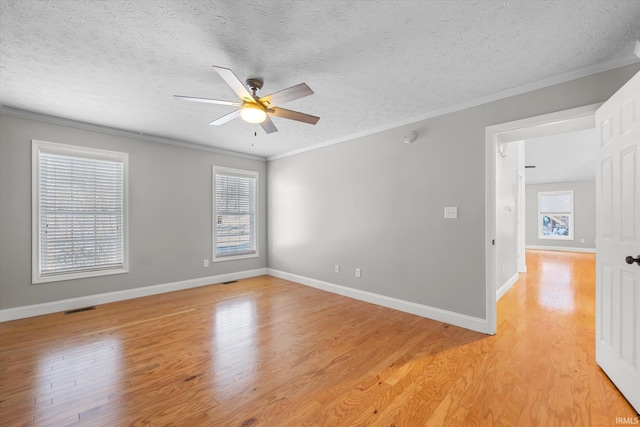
[268, 64, 639, 319]
[2, 64, 637, 316]
[496, 141, 523, 286]
[0, 114, 267, 309]
[525, 180, 596, 249]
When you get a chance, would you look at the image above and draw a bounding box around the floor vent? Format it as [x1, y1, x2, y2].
[222, 280, 238, 285]
[64, 306, 96, 315]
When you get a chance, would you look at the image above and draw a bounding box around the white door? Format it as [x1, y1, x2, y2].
[595, 70, 640, 413]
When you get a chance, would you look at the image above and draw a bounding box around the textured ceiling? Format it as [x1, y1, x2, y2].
[1, 1, 639, 159]
[525, 129, 597, 185]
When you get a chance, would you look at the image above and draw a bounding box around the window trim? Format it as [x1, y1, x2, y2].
[212, 166, 259, 262]
[537, 190, 574, 241]
[32, 140, 129, 284]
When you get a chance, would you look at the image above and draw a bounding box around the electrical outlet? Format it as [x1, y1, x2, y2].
[355, 268, 361, 278]
[204, 259, 209, 268]
[335, 264, 340, 273]
[580, 238, 585, 243]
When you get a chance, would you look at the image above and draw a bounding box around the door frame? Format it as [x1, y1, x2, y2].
[484, 103, 602, 334]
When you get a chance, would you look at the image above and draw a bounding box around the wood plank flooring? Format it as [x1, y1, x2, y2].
[0, 250, 637, 426]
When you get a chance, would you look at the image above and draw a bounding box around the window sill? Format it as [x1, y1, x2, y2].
[538, 236, 574, 241]
[212, 253, 259, 263]
[32, 267, 128, 284]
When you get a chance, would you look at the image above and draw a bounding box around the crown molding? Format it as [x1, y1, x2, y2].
[268, 53, 640, 161]
[0, 106, 266, 162]
[3, 51, 638, 164]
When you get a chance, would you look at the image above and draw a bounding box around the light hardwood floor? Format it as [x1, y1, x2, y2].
[0, 250, 637, 426]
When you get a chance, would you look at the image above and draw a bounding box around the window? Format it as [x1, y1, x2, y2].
[213, 167, 258, 261]
[32, 140, 128, 283]
[538, 190, 574, 240]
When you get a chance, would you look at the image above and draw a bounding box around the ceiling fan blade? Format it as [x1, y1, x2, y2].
[208, 109, 241, 126]
[260, 115, 278, 134]
[174, 95, 241, 107]
[212, 66, 255, 103]
[258, 83, 313, 107]
[269, 107, 320, 125]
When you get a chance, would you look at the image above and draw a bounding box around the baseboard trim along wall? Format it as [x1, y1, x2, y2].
[267, 268, 489, 334]
[0, 268, 268, 322]
[2, 268, 490, 333]
[526, 245, 596, 253]
[497, 272, 520, 301]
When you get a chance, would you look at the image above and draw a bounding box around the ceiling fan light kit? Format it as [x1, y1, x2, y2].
[240, 103, 267, 124]
[174, 66, 319, 135]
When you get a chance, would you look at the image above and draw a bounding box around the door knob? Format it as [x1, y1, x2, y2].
[626, 255, 640, 266]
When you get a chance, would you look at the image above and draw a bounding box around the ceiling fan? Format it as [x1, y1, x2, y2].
[174, 65, 319, 134]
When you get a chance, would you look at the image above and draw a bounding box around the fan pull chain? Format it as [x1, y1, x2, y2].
[252, 123, 256, 145]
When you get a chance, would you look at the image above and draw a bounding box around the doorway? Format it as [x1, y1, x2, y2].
[485, 103, 602, 334]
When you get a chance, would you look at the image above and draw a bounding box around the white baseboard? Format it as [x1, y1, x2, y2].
[497, 272, 520, 301]
[3, 268, 492, 335]
[526, 245, 596, 253]
[0, 268, 268, 322]
[267, 268, 489, 334]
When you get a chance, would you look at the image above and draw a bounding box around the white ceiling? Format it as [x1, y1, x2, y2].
[525, 128, 597, 185]
[1, 1, 639, 159]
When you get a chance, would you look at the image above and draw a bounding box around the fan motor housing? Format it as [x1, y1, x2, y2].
[246, 78, 263, 94]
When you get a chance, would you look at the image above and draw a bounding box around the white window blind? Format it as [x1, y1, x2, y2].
[539, 193, 572, 213]
[33, 140, 128, 283]
[213, 167, 257, 259]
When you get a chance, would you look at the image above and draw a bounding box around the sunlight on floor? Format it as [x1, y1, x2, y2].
[213, 298, 257, 380]
[537, 259, 576, 313]
[37, 338, 122, 424]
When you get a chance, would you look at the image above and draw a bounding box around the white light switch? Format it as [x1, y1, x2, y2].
[444, 207, 458, 219]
